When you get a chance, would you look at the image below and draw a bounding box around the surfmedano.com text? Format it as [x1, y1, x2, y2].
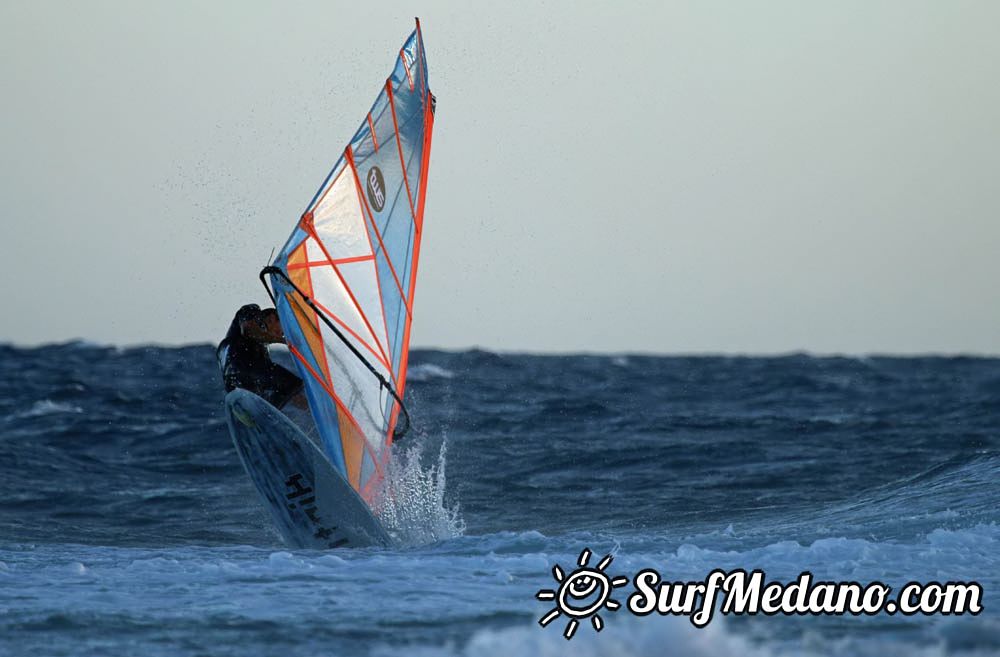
[628, 568, 983, 627]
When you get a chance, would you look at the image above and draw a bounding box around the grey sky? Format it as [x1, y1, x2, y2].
[2, 1, 998, 353]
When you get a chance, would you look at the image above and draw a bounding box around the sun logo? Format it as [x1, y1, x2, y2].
[536, 548, 629, 640]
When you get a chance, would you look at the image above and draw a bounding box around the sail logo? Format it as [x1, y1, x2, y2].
[367, 166, 386, 212]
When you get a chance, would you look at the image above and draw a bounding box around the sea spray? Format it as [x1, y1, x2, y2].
[372, 438, 465, 546]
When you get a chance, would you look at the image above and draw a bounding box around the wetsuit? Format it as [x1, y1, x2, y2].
[217, 305, 303, 408]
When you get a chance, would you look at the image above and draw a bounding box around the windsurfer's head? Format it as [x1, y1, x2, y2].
[238, 306, 285, 344]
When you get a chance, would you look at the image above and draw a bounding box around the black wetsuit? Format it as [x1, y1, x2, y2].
[217, 305, 303, 408]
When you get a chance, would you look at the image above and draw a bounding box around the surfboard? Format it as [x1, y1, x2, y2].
[225, 388, 391, 549]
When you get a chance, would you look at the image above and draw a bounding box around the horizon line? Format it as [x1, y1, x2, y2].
[2, 338, 998, 359]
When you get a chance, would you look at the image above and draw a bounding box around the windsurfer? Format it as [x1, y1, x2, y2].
[217, 304, 304, 408]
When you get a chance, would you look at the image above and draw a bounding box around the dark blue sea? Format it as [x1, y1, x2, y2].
[1, 343, 998, 656]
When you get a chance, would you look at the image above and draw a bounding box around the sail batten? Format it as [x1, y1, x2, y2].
[268, 20, 433, 502]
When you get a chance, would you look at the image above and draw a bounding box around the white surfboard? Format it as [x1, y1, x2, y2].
[225, 388, 391, 549]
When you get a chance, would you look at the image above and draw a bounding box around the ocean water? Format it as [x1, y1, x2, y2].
[0, 343, 998, 656]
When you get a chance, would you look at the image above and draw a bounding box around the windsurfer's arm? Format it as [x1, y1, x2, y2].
[263, 362, 304, 409]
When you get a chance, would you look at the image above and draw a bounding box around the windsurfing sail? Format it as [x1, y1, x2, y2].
[262, 19, 435, 504]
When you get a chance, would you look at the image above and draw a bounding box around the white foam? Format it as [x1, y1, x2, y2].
[372, 616, 775, 657]
[65, 339, 113, 349]
[14, 400, 83, 419]
[5, 526, 997, 657]
[408, 363, 456, 382]
[368, 586, 999, 657]
[619, 523, 1000, 596]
